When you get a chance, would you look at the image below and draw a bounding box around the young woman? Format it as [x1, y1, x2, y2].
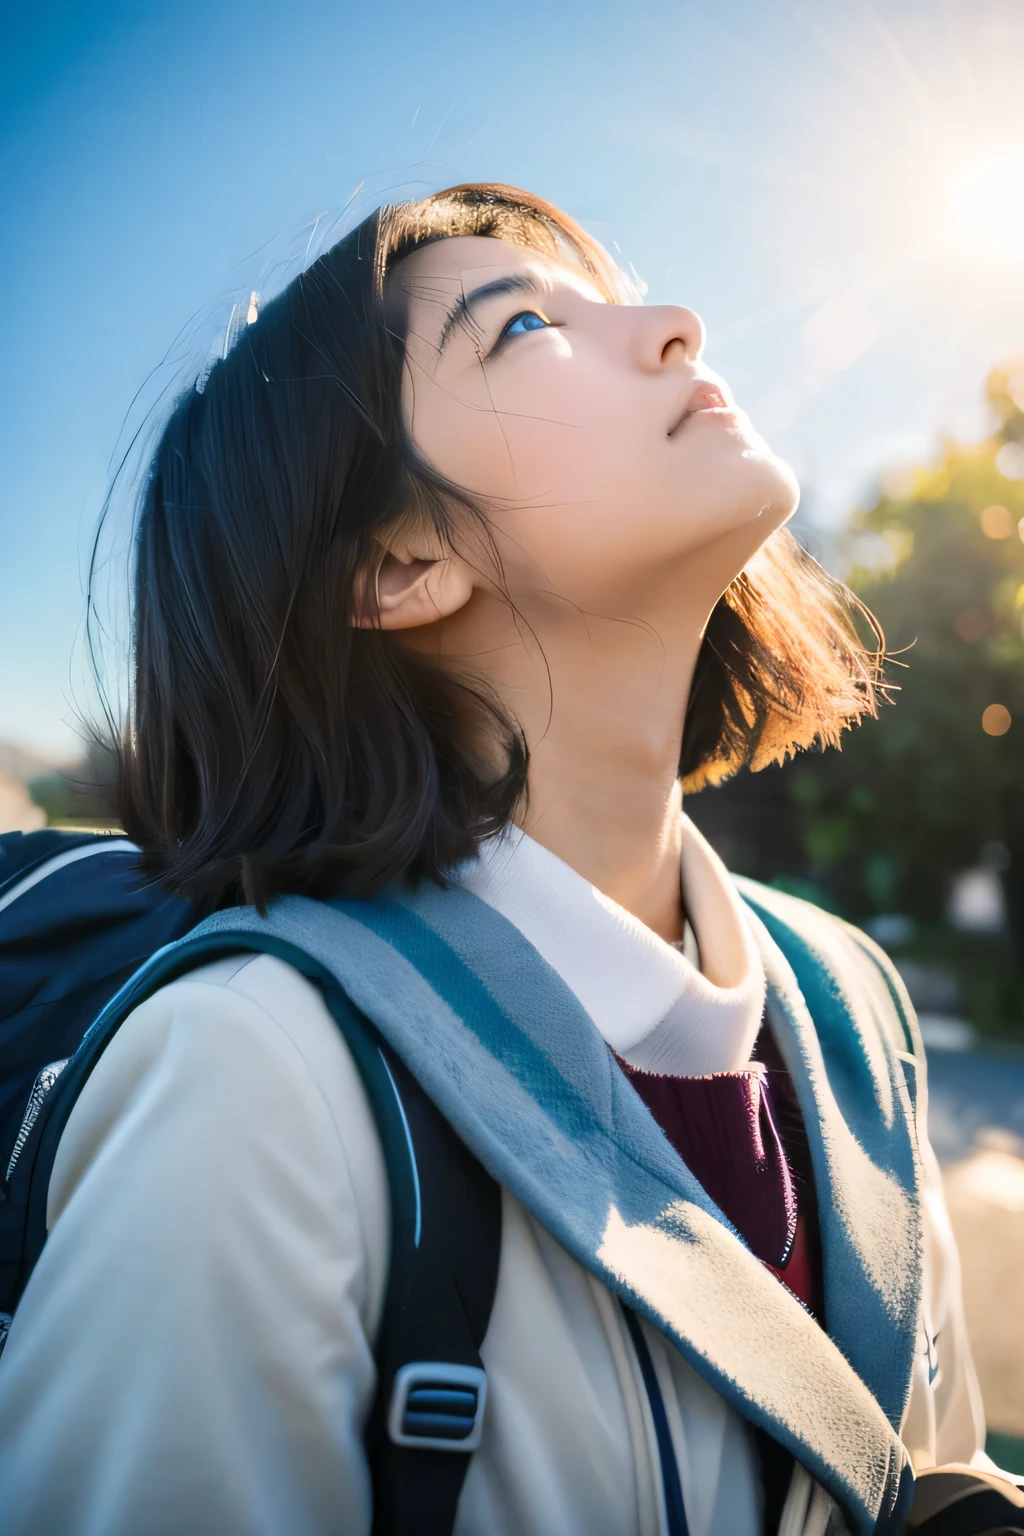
[0, 185, 1013, 1536]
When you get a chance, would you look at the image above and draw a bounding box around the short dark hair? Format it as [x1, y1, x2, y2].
[107, 184, 882, 910]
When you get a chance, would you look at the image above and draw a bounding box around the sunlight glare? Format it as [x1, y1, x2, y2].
[948, 147, 1024, 263]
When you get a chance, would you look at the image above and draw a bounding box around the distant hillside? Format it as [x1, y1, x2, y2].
[0, 773, 47, 833]
[0, 740, 73, 785]
[0, 737, 119, 824]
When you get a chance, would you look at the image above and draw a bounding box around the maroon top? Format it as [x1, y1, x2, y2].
[618, 1027, 823, 1320]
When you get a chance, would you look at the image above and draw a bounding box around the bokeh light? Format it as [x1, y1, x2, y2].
[982, 703, 1012, 737]
[980, 504, 1013, 539]
[995, 443, 1024, 480]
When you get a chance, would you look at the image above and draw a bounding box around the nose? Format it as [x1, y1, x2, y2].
[633, 304, 706, 372]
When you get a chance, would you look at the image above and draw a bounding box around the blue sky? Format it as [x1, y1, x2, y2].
[3, 0, 1024, 756]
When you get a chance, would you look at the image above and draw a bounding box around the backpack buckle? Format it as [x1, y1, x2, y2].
[387, 1362, 487, 1452]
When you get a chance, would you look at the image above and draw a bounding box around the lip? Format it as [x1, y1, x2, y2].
[667, 379, 740, 436]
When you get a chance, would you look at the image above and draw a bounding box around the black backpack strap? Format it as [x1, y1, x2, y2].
[5, 935, 501, 1536]
[280, 965, 502, 1536]
[361, 1044, 501, 1536]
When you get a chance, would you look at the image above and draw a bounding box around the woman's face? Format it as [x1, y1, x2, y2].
[392, 234, 799, 614]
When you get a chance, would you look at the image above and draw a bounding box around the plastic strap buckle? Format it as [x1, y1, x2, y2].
[387, 1362, 487, 1452]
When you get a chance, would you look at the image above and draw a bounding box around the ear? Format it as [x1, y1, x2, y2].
[351, 544, 476, 631]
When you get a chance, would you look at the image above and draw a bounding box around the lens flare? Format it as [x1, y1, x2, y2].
[948, 147, 1024, 263]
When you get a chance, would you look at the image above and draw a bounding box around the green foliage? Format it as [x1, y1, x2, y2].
[795, 357, 1024, 937]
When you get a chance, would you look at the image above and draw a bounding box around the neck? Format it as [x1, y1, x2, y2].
[513, 619, 695, 943]
[432, 557, 725, 943]
[524, 750, 687, 944]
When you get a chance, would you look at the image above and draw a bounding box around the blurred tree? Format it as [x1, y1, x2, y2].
[689, 357, 1024, 1031]
[800, 357, 1024, 929]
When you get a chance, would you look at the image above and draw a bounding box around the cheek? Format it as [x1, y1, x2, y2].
[404, 348, 792, 605]
[407, 344, 635, 507]
[405, 372, 517, 498]
[407, 362, 666, 601]
[500, 371, 634, 498]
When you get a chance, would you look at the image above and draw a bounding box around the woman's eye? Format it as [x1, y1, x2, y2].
[499, 310, 550, 341]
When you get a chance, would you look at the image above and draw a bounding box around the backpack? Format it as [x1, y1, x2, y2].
[0, 829, 501, 1536]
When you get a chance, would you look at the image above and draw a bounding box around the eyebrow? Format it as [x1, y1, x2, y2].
[435, 271, 540, 356]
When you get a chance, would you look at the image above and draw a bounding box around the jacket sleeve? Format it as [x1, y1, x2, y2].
[0, 954, 390, 1536]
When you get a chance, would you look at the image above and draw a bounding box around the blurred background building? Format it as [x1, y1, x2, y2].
[2, 0, 1023, 1468]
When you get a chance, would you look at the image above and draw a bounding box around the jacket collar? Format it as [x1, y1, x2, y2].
[455, 816, 766, 1074]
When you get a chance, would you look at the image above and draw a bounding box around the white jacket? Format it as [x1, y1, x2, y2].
[0, 825, 988, 1536]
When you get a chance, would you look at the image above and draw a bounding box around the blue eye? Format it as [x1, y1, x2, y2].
[501, 310, 549, 339]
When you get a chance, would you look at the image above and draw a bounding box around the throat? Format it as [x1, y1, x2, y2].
[518, 778, 687, 944]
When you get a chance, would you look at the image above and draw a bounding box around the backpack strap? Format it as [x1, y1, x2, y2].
[289, 959, 501, 1534]
[362, 1042, 501, 1536]
[3, 933, 501, 1536]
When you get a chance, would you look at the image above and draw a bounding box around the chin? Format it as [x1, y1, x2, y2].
[705, 468, 798, 546]
[725, 437, 800, 533]
[753, 448, 800, 520]
[684, 419, 800, 535]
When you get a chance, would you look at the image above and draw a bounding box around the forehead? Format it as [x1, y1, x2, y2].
[388, 234, 605, 309]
